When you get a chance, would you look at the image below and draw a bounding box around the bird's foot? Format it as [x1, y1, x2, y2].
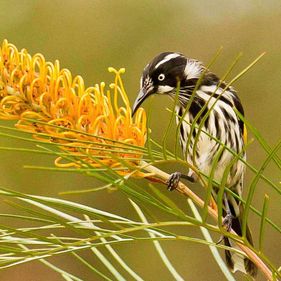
[222, 213, 234, 232]
[217, 213, 234, 244]
[166, 172, 195, 191]
[166, 172, 181, 191]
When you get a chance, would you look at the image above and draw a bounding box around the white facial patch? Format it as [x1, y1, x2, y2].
[155, 53, 181, 69]
[184, 59, 204, 79]
[158, 85, 174, 93]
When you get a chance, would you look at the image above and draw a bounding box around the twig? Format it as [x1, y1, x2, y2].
[141, 161, 273, 281]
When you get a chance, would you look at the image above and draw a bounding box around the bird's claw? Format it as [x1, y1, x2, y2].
[216, 235, 224, 245]
[166, 172, 195, 191]
[216, 213, 234, 244]
[166, 172, 181, 191]
[223, 213, 234, 232]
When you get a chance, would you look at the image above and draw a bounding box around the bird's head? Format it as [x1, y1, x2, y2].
[132, 52, 205, 115]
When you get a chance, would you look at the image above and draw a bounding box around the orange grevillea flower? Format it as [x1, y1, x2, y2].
[0, 39, 146, 172]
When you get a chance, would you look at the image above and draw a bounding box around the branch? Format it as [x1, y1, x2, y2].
[141, 161, 273, 281]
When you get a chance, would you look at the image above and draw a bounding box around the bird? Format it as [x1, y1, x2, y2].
[132, 52, 257, 278]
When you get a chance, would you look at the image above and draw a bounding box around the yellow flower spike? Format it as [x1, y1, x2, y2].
[0, 40, 147, 175]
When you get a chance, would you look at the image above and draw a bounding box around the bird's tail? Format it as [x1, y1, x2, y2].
[224, 204, 258, 278]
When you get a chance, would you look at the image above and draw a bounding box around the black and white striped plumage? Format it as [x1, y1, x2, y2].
[132, 52, 257, 278]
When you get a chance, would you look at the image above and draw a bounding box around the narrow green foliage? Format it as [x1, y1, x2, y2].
[259, 194, 270, 252]
[0, 51, 280, 280]
[202, 146, 224, 222]
[242, 140, 281, 238]
[188, 199, 236, 281]
[130, 200, 184, 281]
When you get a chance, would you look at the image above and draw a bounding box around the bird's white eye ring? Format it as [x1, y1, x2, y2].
[158, 73, 165, 81]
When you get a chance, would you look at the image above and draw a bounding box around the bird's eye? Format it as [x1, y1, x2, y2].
[158, 74, 165, 81]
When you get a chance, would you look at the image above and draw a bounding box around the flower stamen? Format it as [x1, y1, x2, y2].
[0, 40, 147, 174]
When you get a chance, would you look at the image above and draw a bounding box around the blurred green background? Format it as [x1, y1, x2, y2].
[0, 1, 280, 280]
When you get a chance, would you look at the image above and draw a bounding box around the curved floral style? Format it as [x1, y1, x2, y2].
[0, 39, 146, 170]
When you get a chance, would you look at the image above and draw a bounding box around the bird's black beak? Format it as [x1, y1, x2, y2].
[132, 88, 150, 116]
